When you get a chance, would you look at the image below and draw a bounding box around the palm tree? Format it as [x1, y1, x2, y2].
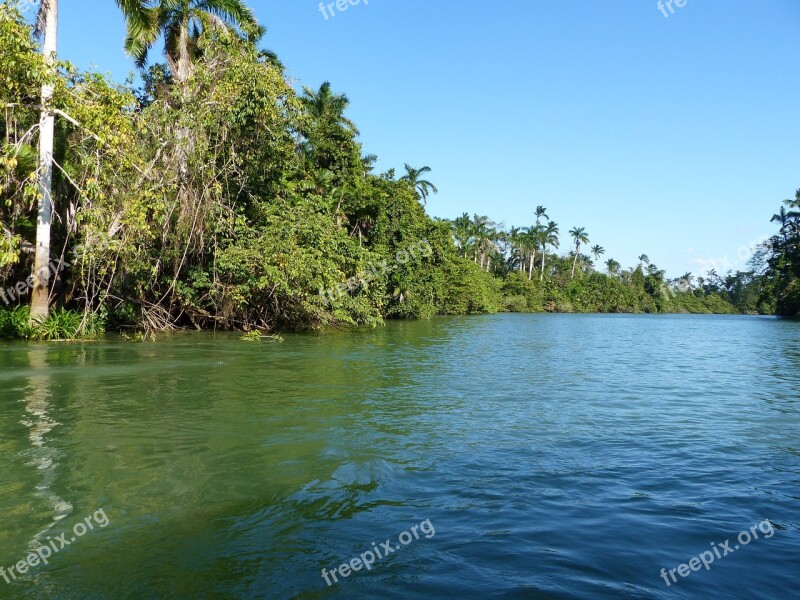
[591, 245, 605, 264]
[638, 254, 650, 269]
[783, 188, 800, 211]
[540, 221, 559, 281]
[772, 206, 791, 243]
[471, 215, 491, 268]
[481, 226, 502, 272]
[507, 226, 524, 272]
[300, 81, 359, 134]
[535, 205, 548, 224]
[123, 0, 261, 84]
[452, 213, 473, 259]
[569, 226, 589, 279]
[523, 225, 542, 279]
[707, 268, 720, 289]
[400, 164, 438, 205]
[360, 153, 377, 175]
[605, 258, 621, 275]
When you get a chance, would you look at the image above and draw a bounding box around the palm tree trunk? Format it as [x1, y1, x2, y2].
[171, 23, 195, 232]
[31, 0, 58, 323]
[528, 252, 535, 280]
[540, 248, 546, 281]
[175, 21, 193, 85]
[571, 245, 579, 279]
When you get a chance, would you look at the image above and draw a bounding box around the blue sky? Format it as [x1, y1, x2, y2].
[39, 0, 800, 277]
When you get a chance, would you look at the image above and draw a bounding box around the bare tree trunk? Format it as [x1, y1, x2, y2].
[571, 245, 579, 279]
[528, 251, 535, 280]
[172, 21, 194, 85]
[31, 0, 58, 323]
[540, 249, 546, 281]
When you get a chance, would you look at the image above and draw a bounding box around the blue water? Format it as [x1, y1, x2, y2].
[0, 314, 798, 599]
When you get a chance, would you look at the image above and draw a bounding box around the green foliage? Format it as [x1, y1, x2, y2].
[241, 330, 284, 341]
[1, 4, 770, 339]
[501, 272, 544, 312]
[0, 306, 103, 340]
[761, 190, 800, 317]
[0, 305, 33, 338]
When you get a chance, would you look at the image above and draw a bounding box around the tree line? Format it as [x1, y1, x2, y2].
[0, 0, 794, 339]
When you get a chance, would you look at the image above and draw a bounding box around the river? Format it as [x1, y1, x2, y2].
[0, 314, 798, 599]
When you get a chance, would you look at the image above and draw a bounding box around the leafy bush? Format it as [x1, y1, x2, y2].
[0, 307, 104, 340]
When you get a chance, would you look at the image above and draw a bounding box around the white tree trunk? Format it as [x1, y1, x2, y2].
[540, 249, 546, 281]
[571, 245, 580, 279]
[31, 0, 58, 322]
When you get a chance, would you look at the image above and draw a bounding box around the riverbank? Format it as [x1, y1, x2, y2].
[0, 282, 746, 341]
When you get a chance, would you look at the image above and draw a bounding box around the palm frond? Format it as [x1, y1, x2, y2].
[34, 0, 49, 38]
[200, 0, 260, 37]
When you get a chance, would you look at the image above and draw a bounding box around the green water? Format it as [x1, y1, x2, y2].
[1, 314, 799, 599]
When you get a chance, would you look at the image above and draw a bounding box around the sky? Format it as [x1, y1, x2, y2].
[27, 0, 800, 278]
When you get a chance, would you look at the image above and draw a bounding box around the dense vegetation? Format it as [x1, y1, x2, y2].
[759, 190, 800, 317]
[0, 1, 794, 339]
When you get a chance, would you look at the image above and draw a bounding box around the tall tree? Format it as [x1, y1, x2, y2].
[524, 225, 542, 279]
[569, 226, 589, 279]
[400, 164, 438, 205]
[123, 0, 261, 84]
[471, 215, 490, 269]
[540, 221, 559, 281]
[507, 226, 524, 271]
[772, 206, 792, 243]
[29, 0, 58, 322]
[784, 188, 800, 212]
[300, 81, 359, 133]
[591, 245, 605, 262]
[452, 213, 474, 259]
[28, 0, 154, 321]
[638, 254, 650, 268]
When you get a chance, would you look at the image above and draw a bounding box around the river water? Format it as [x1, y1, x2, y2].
[0, 314, 798, 599]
